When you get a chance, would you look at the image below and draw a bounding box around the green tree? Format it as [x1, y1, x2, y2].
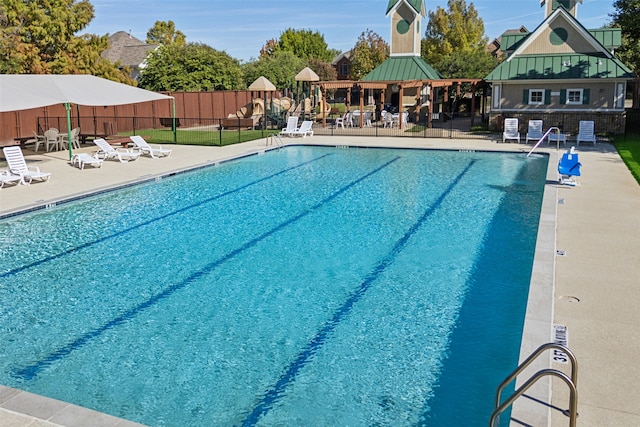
[611, 0, 640, 74]
[269, 28, 333, 62]
[0, 0, 131, 82]
[146, 20, 186, 47]
[349, 29, 389, 80]
[307, 57, 336, 81]
[243, 50, 305, 90]
[139, 43, 243, 91]
[421, 0, 497, 78]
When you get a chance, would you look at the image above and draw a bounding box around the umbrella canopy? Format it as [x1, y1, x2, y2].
[295, 67, 320, 82]
[248, 76, 276, 91]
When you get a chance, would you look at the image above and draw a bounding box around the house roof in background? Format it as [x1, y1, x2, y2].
[102, 31, 157, 68]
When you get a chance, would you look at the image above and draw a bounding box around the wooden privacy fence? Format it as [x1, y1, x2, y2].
[0, 90, 255, 145]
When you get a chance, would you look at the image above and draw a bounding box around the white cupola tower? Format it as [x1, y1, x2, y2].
[540, 0, 583, 18]
[386, 0, 426, 57]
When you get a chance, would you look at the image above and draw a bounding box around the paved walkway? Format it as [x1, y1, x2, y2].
[1, 137, 638, 426]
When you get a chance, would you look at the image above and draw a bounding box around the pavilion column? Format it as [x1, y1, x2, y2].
[321, 86, 327, 128]
[398, 85, 404, 130]
[428, 86, 433, 129]
[470, 85, 476, 127]
[443, 85, 449, 122]
[346, 87, 351, 112]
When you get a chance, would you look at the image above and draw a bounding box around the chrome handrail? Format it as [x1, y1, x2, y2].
[491, 343, 578, 426]
[526, 127, 563, 157]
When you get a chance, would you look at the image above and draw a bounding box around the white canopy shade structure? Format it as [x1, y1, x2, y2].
[0, 74, 175, 159]
[248, 76, 276, 130]
[294, 67, 320, 82]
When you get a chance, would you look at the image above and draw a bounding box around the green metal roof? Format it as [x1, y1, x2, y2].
[485, 53, 634, 81]
[386, 0, 424, 16]
[500, 33, 529, 52]
[362, 56, 442, 81]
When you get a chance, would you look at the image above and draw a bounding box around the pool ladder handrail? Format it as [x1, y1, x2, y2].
[489, 342, 578, 427]
[266, 134, 285, 147]
[526, 127, 563, 157]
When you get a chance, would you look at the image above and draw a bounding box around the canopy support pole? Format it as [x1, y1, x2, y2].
[64, 103, 73, 161]
[171, 98, 177, 143]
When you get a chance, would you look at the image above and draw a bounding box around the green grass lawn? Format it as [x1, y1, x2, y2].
[123, 128, 280, 146]
[612, 136, 640, 185]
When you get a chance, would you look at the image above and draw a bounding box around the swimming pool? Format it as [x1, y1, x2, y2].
[0, 146, 548, 426]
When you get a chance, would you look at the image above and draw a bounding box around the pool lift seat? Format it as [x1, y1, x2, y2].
[558, 146, 581, 186]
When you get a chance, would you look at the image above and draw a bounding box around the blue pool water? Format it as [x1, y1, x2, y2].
[0, 146, 548, 426]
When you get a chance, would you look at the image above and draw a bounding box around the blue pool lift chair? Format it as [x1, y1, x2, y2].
[558, 147, 582, 186]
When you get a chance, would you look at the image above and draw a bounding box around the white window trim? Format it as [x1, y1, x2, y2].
[528, 89, 544, 105]
[492, 84, 501, 109]
[566, 88, 583, 105]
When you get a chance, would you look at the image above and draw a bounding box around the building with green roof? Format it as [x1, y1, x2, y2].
[485, 0, 634, 134]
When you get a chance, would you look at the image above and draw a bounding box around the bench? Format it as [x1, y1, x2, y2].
[160, 117, 181, 128]
[220, 117, 256, 130]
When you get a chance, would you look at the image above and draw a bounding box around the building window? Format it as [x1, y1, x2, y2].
[339, 62, 350, 77]
[492, 84, 501, 108]
[566, 89, 583, 105]
[615, 83, 625, 109]
[529, 89, 544, 105]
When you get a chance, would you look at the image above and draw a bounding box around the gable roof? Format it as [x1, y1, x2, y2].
[386, 0, 425, 17]
[362, 56, 441, 81]
[102, 31, 158, 68]
[485, 6, 633, 81]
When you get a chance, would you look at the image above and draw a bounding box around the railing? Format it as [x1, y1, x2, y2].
[490, 343, 578, 427]
[527, 127, 562, 157]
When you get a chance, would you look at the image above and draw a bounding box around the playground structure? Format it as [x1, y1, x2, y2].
[220, 94, 331, 130]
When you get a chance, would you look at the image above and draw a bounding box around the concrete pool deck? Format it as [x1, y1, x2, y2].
[1, 136, 638, 426]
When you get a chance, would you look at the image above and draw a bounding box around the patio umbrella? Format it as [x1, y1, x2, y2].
[248, 76, 276, 130]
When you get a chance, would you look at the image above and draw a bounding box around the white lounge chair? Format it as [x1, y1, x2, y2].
[503, 118, 521, 143]
[525, 120, 544, 144]
[547, 131, 567, 146]
[130, 135, 172, 158]
[93, 138, 140, 162]
[280, 116, 299, 137]
[0, 170, 22, 188]
[576, 120, 596, 146]
[71, 153, 103, 169]
[291, 120, 314, 138]
[2, 146, 51, 184]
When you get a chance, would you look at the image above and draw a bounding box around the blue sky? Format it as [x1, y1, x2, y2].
[84, 0, 616, 62]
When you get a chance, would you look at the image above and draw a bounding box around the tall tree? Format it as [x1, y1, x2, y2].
[610, 0, 640, 74]
[349, 29, 389, 80]
[421, 0, 497, 78]
[138, 43, 243, 91]
[243, 50, 305, 90]
[146, 20, 186, 47]
[0, 0, 131, 82]
[270, 28, 333, 62]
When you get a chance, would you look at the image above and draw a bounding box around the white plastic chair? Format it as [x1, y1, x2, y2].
[93, 138, 140, 162]
[130, 135, 172, 158]
[280, 116, 299, 136]
[502, 118, 521, 143]
[2, 146, 51, 184]
[291, 121, 314, 138]
[576, 120, 596, 146]
[525, 120, 544, 144]
[71, 153, 103, 169]
[44, 128, 62, 152]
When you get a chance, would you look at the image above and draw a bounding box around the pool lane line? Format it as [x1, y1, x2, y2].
[0, 153, 334, 280]
[240, 159, 477, 426]
[11, 156, 401, 382]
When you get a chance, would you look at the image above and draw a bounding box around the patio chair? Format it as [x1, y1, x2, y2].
[576, 120, 596, 146]
[60, 127, 81, 150]
[335, 112, 349, 129]
[93, 138, 140, 162]
[71, 153, 103, 170]
[291, 120, 314, 138]
[0, 170, 22, 188]
[558, 147, 582, 186]
[280, 116, 299, 137]
[547, 130, 567, 146]
[32, 131, 47, 152]
[382, 111, 395, 128]
[130, 135, 172, 158]
[44, 128, 62, 152]
[502, 118, 521, 143]
[2, 146, 51, 184]
[525, 120, 544, 144]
